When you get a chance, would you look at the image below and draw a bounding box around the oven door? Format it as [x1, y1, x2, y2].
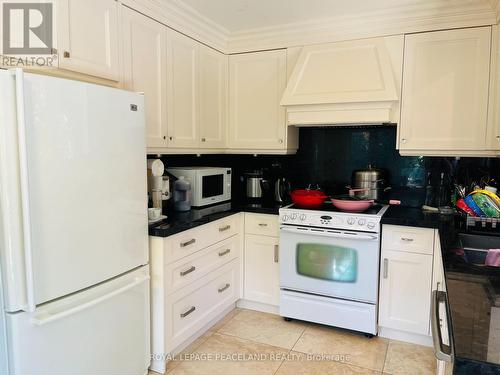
[195, 169, 231, 206]
[279, 225, 380, 303]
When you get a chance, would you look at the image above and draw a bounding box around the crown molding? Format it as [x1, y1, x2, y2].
[489, 0, 500, 22]
[120, 0, 230, 52]
[227, 1, 497, 53]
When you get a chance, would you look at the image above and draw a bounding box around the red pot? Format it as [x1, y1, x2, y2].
[291, 189, 328, 208]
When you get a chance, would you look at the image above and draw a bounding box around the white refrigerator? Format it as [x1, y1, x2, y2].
[0, 69, 150, 375]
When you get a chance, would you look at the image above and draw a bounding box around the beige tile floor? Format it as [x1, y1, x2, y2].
[150, 308, 436, 375]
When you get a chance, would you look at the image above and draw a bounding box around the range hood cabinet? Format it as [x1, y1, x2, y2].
[281, 36, 403, 126]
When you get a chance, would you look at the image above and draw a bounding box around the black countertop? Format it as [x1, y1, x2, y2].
[148, 201, 282, 237]
[382, 206, 500, 374]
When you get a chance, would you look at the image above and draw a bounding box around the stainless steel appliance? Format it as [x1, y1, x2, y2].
[279, 202, 389, 335]
[166, 167, 231, 207]
[431, 290, 454, 375]
[274, 177, 291, 203]
[352, 165, 388, 200]
[243, 170, 264, 199]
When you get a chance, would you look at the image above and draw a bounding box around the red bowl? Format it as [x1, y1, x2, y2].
[291, 189, 328, 208]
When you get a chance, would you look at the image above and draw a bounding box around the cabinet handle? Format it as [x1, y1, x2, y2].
[218, 283, 230, 293]
[383, 258, 388, 278]
[163, 136, 166, 140]
[180, 306, 196, 318]
[180, 238, 196, 247]
[278, 139, 284, 144]
[401, 138, 407, 144]
[219, 225, 231, 232]
[63, 51, 70, 58]
[274, 245, 279, 263]
[201, 138, 206, 142]
[169, 136, 173, 141]
[496, 136, 500, 141]
[180, 266, 196, 277]
[218, 249, 230, 257]
[258, 223, 268, 227]
[401, 237, 414, 242]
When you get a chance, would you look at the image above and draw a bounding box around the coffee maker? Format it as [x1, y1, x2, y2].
[147, 159, 170, 211]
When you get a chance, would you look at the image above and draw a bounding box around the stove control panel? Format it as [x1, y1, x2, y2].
[279, 208, 382, 233]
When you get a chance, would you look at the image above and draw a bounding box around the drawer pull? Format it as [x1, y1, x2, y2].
[181, 239, 196, 247]
[401, 237, 414, 242]
[180, 306, 196, 318]
[219, 225, 231, 232]
[218, 249, 231, 257]
[274, 245, 279, 263]
[218, 283, 230, 293]
[180, 266, 196, 277]
[258, 223, 268, 227]
[383, 258, 389, 279]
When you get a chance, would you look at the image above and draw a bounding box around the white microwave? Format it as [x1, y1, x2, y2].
[166, 167, 231, 207]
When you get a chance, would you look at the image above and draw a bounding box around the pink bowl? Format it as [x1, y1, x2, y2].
[330, 198, 374, 213]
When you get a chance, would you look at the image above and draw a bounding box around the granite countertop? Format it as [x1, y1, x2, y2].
[382, 206, 500, 373]
[148, 201, 283, 237]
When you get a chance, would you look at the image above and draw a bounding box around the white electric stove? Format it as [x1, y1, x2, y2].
[278, 202, 389, 336]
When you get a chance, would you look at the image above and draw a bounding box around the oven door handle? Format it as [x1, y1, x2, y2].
[279, 226, 379, 241]
[431, 290, 454, 363]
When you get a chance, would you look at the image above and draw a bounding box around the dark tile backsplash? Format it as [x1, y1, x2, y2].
[154, 126, 500, 208]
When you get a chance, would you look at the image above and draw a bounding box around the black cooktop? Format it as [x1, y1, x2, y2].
[287, 201, 385, 215]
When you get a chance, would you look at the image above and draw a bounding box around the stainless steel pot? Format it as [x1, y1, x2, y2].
[352, 165, 389, 200]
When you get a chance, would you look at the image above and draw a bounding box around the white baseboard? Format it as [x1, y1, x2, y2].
[237, 299, 279, 315]
[378, 326, 433, 347]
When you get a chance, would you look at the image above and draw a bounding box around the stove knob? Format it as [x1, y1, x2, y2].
[358, 219, 366, 226]
[347, 218, 355, 225]
[299, 214, 306, 221]
[291, 213, 298, 220]
[367, 222, 375, 229]
[282, 215, 289, 222]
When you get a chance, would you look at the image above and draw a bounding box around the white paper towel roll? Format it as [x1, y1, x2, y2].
[147, 159, 165, 177]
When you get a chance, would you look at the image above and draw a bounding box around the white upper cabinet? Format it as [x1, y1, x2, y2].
[58, 0, 120, 81]
[198, 45, 228, 149]
[166, 29, 199, 148]
[121, 6, 167, 149]
[282, 36, 400, 105]
[228, 50, 288, 150]
[487, 25, 500, 152]
[399, 27, 491, 152]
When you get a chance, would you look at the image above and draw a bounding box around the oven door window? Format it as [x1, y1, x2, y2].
[202, 174, 224, 198]
[296, 243, 358, 282]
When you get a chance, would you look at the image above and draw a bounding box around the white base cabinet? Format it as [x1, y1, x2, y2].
[379, 225, 438, 345]
[149, 214, 242, 374]
[242, 213, 280, 307]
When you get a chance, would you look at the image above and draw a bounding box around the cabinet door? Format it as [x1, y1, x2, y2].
[166, 29, 199, 148]
[244, 234, 280, 306]
[122, 7, 167, 149]
[58, 0, 119, 81]
[400, 27, 491, 151]
[199, 45, 228, 149]
[228, 50, 287, 150]
[379, 250, 433, 335]
[487, 25, 500, 151]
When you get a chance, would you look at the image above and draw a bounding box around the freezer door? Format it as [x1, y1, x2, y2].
[5, 266, 150, 375]
[12, 71, 148, 306]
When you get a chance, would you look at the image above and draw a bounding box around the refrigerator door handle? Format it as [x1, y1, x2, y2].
[31, 275, 150, 326]
[14, 68, 36, 312]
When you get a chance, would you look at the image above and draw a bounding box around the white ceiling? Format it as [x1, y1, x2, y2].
[178, 0, 494, 33]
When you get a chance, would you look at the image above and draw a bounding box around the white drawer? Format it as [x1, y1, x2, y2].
[382, 225, 435, 255]
[164, 214, 240, 264]
[165, 236, 239, 294]
[166, 259, 239, 352]
[245, 213, 279, 237]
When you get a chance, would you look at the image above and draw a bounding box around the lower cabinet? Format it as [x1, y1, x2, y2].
[379, 225, 437, 344]
[149, 214, 242, 374]
[243, 234, 280, 306]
